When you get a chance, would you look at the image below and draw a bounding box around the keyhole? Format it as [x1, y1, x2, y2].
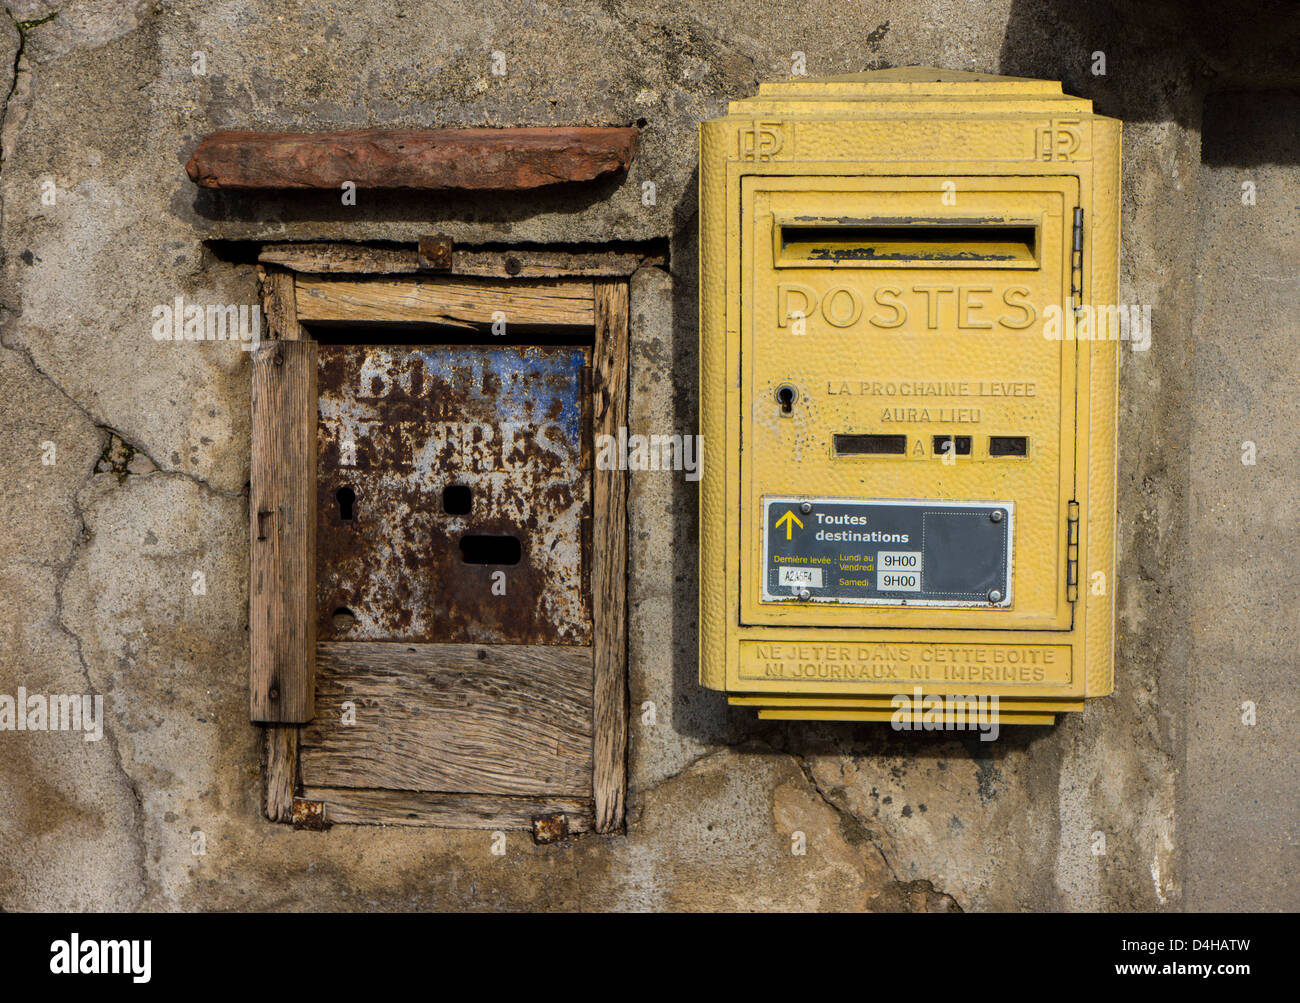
[337, 485, 355, 521]
[776, 384, 797, 415]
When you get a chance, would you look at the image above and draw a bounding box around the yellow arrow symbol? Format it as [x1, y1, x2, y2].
[775, 509, 804, 540]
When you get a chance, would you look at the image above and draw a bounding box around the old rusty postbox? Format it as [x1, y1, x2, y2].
[697, 69, 1121, 724]
[249, 261, 633, 834]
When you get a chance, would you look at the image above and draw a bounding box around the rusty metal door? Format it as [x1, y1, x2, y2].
[316, 345, 592, 646]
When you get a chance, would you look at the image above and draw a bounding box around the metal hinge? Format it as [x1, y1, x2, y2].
[1070, 207, 1084, 316]
[1067, 211, 1084, 604]
[1066, 500, 1080, 602]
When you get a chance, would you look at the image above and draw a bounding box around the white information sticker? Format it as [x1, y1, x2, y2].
[877, 550, 923, 571]
[778, 566, 823, 588]
[875, 570, 921, 592]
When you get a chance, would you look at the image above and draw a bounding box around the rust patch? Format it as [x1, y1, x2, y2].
[317, 345, 592, 645]
[532, 812, 570, 844]
[418, 234, 453, 271]
[291, 798, 330, 831]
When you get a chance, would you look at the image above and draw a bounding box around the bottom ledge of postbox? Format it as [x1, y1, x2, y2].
[729, 695, 1084, 714]
[728, 694, 1085, 726]
[753, 708, 1059, 725]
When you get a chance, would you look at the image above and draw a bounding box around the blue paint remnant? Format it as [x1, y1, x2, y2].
[409, 346, 586, 437]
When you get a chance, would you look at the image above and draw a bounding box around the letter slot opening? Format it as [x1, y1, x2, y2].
[459, 534, 523, 565]
[834, 433, 908, 456]
[988, 435, 1029, 457]
[933, 435, 972, 456]
[775, 218, 1040, 269]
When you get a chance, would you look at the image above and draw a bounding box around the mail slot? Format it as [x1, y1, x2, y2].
[697, 69, 1121, 725]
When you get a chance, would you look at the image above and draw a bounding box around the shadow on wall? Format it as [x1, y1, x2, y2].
[999, 0, 1300, 126]
[1202, 91, 1300, 166]
[180, 170, 631, 225]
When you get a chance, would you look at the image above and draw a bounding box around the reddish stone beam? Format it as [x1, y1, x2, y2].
[185, 127, 638, 192]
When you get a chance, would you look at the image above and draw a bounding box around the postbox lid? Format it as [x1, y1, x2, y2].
[728, 66, 1095, 117]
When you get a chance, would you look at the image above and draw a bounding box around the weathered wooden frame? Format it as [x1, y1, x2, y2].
[253, 244, 633, 834]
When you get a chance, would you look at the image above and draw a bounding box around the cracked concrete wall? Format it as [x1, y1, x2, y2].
[1, 0, 1296, 912]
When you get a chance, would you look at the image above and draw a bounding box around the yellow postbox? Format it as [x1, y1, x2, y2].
[698, 69, 1121, 725]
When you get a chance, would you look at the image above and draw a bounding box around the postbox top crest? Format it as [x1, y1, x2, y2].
[706, 67, 1111, 167]
[729, 66, 1095, 115]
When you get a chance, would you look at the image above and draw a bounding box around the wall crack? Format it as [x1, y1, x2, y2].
[1, 7, 57, 169]
[46, 435, 149, 907]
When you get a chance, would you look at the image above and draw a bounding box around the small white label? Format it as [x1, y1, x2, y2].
[878, 550, 923, 570]
[779, 567, 823, 588]
[876, 570, 921, 592]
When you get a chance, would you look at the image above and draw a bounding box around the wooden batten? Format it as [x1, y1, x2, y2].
[263, 725, 300, 822]
[301, 788, 596, 832]
[260, 269, 307, 340]
[258, 242, 659, 279]
[591, 279, 630, 833]
[293, 276, 596, 327]
[249, 339, 317, 722]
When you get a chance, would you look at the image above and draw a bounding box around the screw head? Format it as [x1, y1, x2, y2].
[798, 588, 811, 601]
[990, 509, 1003, 523]
[800, 501, 812, 513]
[988, 589, 1003, 603]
